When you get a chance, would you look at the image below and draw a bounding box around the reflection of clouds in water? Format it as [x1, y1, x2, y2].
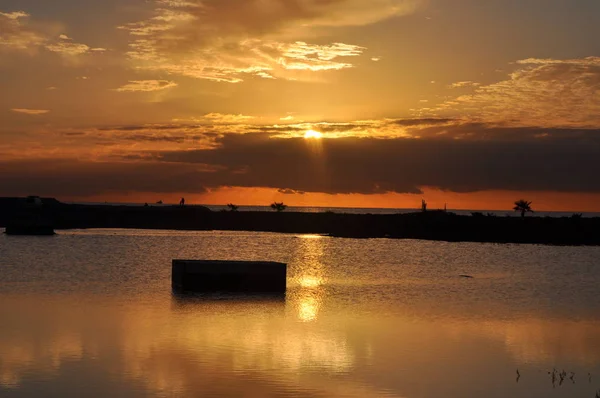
[0, 295, 363, 396]
[118, 304, 357, 395]
[1, 296, 600, 397]
[0, 332, 83, 389]
[453, 319, 600, 366]
[0, 343, 33, 389]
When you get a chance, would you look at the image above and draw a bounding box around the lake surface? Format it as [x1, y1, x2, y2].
[1, 229, 599, 398]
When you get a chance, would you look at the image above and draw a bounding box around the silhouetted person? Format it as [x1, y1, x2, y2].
[180, 197, 185, 207]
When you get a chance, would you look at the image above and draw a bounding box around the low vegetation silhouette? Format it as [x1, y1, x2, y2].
[3, 196, 600, 245]
[513, 199, 533, 218]
[227, 203, 239, 212]
[471, 212, 498, 218]
[270, 202, 287, 212]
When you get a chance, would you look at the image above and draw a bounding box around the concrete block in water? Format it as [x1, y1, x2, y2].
[5, 225, 55, 236]
[172, 260, 287, 293]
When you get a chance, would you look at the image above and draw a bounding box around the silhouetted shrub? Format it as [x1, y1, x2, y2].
[513, 199, 533, 218]
[270, 202, 287, 212]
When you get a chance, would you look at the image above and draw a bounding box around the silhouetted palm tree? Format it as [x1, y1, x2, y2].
[227, 203, 239, 212]
[271, 202, 287, 212]
[513, 199, 533, 218]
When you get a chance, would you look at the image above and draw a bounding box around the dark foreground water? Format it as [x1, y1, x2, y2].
[1, 229, 599, 398]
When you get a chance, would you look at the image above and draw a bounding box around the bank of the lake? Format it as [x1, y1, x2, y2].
[1, 198, 599, 245]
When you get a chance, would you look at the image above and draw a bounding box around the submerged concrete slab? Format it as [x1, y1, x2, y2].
[172, 260, 287, 293]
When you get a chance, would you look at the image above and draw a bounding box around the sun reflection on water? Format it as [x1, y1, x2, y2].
[299, 275, 323, 288]
[291, 235, 328, 323]
[298, 294, 320, 322]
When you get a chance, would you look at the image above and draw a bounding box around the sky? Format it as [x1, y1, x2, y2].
[1, 0, 599, 211]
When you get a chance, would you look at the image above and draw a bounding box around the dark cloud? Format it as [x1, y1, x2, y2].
[152, 127, 600, 194]
[0, 160, 210, 197]
[2, 125, 600, 197]
[121, 134, 188, 143]
[250, 126, 307, 133]
[249, 123, 372, 134]
[98, 124, 204, 132]
[392, 118, 456, 127]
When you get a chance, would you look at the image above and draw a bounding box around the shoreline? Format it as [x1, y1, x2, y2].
[65, 202, 600, 218]
[1, 198, 599, 246]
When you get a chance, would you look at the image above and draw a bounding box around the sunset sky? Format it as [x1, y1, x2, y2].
[1, 0, 600, 210]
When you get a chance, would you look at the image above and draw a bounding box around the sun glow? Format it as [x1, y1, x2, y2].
[304, 130, 323, 139]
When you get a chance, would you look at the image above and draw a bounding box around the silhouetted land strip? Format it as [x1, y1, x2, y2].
[1, 197, 600, 246]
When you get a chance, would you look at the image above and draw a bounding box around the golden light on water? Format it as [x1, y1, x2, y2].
[299, 234, 325, 239]
[299, 276, 324, 288]
[304, 130, 323, 139]
[298, 295, 320, 322]
[293, 235, 327, 322]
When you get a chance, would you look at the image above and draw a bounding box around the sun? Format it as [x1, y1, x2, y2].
[304, 130, 323, 139]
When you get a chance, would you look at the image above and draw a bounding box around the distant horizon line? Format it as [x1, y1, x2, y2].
[64, 201, 596, 214]
[3, 196, 594, 214]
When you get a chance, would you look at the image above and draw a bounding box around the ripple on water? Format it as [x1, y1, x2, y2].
[1, 230, 599, 398]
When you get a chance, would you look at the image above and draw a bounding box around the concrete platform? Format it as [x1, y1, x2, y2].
[172, 260, 287, 293]
[5, 225, 55, 236]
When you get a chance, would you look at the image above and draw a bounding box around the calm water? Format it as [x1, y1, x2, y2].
[1, 229, 600, 398]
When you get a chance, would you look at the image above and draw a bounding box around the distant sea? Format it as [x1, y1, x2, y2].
[70, 202, 600, 218]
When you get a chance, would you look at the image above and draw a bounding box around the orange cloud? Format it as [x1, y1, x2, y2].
[0, 11, 46, 51]
[115, 80, 178, 92]
[119, 0, 415, 82]
[10, 108, 50, 115]
[429, 57, 600, 128]
[1, 9, 102, 57]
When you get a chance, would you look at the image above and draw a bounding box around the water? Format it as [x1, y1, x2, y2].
[1, 229, 599, 398]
